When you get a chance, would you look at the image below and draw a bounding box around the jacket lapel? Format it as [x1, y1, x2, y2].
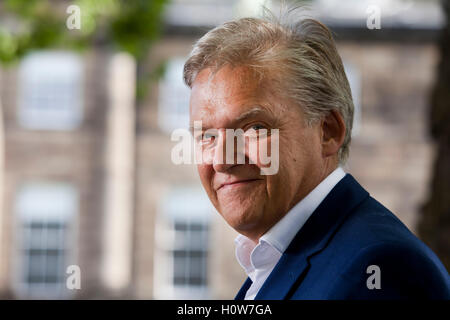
[234, 277, 252, 300]
[254, 174, 369, 300]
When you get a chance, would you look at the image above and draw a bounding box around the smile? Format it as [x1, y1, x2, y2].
[217, 179, 263, 191]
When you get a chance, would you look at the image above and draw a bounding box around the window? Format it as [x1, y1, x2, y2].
[18, 51, 83, 130]
[154, 187, 213, 299]
[24, 221, 66, 286]
[158, 58, 191, 133]
[13, 182, 78, 298]
[172, 221, 209, 288]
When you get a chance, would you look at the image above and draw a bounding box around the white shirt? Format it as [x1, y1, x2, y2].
[234, 167, 346, 300]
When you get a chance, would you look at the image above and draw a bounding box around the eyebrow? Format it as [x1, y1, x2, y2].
[189, 106, 270, 133]
[234, 106, 266, 122]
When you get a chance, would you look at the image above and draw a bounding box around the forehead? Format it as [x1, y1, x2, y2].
[189, 66, 271, 125]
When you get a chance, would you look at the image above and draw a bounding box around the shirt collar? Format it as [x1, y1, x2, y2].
[261, 167, 346, 253]
[234, 235, 282, 282]
[234, 234, 257, 276]
[235, 167, 346, 274]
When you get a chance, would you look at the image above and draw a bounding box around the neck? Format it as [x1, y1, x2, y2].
[241, 162, 340, 244]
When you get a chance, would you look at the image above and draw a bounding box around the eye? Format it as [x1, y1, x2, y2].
[197, 131, 217, 145]
[203, 132, 216, 140]
[251, 124, 265, 131]
[245, 123, 269, 139]
[245, 123, 267, 133]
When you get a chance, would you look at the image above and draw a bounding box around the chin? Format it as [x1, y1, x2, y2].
[219, 202, 264, 233]
[214, 183, 267, 231]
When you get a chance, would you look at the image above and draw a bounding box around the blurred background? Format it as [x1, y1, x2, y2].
[0, 0, 448, 299]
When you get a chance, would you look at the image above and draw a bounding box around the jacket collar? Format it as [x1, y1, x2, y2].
[235, 174, 369, 300]
[235, 277, 253, 300]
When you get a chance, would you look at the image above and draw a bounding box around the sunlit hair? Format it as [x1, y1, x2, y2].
[183, 7, 354, 163]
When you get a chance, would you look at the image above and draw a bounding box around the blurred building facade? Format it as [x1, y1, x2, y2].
[0, 0, 444, 299]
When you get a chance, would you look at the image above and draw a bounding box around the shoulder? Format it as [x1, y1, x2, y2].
[328, 197, 450, 299]
[331, 240, 450, 299]
[335, 195, 430, 252]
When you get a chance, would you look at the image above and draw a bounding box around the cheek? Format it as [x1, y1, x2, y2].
[280, 125, 319, 161]
[197, 165, 216, 196]
[246, 139, 259, 166]
[276, 134, 310, 181]
[278, 129, 322, 188]
[196, 142, 215, 165]
[245, 136, 274, 168]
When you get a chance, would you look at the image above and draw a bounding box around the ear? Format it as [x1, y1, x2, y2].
[321, 110, 346, 158]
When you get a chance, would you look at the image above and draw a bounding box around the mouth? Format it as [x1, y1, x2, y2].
[217, 179, 263, 191]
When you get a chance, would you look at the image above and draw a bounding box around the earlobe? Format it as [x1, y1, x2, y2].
[321, 110, 346, 158]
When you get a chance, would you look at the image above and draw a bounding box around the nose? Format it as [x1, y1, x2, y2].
[212, 129, 236, 173]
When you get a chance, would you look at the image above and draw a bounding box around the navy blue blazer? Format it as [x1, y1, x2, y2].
[235, 174, 450, 300]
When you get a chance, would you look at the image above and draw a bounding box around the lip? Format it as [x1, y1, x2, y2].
[217, 179, 263, 191]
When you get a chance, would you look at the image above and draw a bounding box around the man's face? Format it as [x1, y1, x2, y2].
[189, 66, 324, 241]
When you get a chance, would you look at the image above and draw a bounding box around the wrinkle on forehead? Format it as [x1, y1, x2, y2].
[195, 65, 263, 94]
[189, 65, 289, 129]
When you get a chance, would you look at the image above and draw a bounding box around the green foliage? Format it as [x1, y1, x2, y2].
[109, 0, 167, 59]
[1, 0, 63, 63]
[0, 0, 169, 64]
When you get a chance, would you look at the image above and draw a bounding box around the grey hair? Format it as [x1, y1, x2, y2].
[183, 9, 354, 163]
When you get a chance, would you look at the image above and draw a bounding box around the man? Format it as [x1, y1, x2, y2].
[183, 14, 450, 299]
